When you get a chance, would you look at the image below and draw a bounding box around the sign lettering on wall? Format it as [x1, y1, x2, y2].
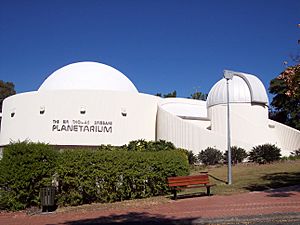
[52, 119, 113, 133]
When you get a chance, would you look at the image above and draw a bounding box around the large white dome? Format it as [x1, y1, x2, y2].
[207, 72, 268, 107]
[38, 61, 138, 93]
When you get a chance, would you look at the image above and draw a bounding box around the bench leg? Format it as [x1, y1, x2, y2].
[207, 186, 211, 196]
[173, 189, 177, 200]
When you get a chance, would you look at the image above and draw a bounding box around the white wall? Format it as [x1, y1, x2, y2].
[157, 103, 299, 156]
[184, 119, 211, 129]
[207, 103, 300, 156]
[0, 90, 159, 146]
[157, 106, 227, 153]
[268, 119, 300, 155]
[207, 103, 276, 147]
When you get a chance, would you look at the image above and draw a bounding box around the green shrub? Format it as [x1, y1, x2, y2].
[198, 147, 223, 165]
[126, 139, 176, 152]
[56, 148, 189, 206]
[223, 146, 248, 165]
[126, 139, 149, 151]
[0, 140, 189, 210]
[148, 140, 176, 151]
[248, 144, 281, 164]
[0, 141, 58, 210]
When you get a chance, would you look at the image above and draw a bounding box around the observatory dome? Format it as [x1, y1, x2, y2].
[38, 62, 138, 93]
[207, 72, 268, 108]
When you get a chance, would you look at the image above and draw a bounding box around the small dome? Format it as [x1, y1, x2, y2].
[38, 61, 138, 93]
[207, 72, 268, 108]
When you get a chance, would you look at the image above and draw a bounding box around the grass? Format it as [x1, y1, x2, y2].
[181, 159, 300, 196]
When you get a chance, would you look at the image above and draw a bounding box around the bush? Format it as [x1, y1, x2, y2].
[0, 140, 189, 210]
[198, 147, 222, 165]
[223, 146, 248, 165]
[0, 141, 58, 210]
[126, 139, 176, 152]
[56, 148, 189, 206]
[248, 144, 281, 164]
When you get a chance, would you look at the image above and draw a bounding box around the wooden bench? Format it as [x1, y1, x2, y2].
[167, 174, 216, 200]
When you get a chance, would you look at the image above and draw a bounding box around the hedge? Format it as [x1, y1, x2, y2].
[0, 140, 189, 210]
[0, 142, 58, 210]
[56, 148, 188, 206]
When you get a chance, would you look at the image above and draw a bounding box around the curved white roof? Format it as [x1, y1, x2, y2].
[38, 61, 138, 93]
[207, 72, 268, 107]
[159, 98, 208, 118]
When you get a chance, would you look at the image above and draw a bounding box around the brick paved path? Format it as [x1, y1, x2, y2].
[1, 185, 300, 225]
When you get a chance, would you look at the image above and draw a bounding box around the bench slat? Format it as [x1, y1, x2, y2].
[168, 174, 208, 180]
[176, 184, 215, 190]
[168, 178, 209, 183]
[167, 174, 215, 200]
[168, 175, 209, 184]
[168, 177, 209, 181]
[168, 180, 209, 187]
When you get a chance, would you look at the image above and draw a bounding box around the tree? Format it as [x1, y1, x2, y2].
[155, 91, 177, 98]
[190, 91, 207, 100]
[269, 64, 300, 130]
[0, 80, 16, 112]
[163, 90, 177, 98]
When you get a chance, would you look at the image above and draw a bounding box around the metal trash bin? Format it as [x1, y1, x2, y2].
[40, 187, 55, 212]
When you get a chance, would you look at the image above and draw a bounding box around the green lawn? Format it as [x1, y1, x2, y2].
[183, 159, 300, 196]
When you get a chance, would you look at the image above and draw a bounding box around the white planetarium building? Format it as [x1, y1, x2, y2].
[0, 61, 299, 156]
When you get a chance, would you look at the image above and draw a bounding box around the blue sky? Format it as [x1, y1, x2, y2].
[0, 0, 299, 98]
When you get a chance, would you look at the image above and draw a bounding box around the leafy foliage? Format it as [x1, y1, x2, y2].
[0, 142, 58, 210]
[0, 141, 189, 210]
[269, 64, 300, 130]
[56, 149, 189, 206]
[0, 80, 16, 112]
[156, 91, 177, 98]
[248, 144, 281, 164]
[198, 147, 223, 165]
[163, 90, 177, 98]
[126, 139, 176, 152]
[223, 146, 248, 165]
[190, 91, 207, 100]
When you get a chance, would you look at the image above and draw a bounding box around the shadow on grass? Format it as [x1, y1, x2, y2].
[208, 174, 227, 184]
[47, 212, 198, 225]
[245, 172, 300, 197]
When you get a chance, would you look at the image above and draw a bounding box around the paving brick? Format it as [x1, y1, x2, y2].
[1, 185, 300, 224]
